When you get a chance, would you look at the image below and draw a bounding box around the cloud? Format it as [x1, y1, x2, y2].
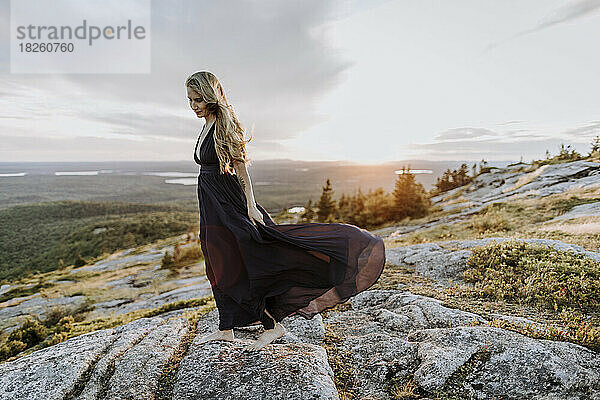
[561, 120, 600, 140]
[433, 127, 500, 141]
[0, 133, 193, 161]
[483, 0, 600, 53]
[409, 122, 596, 161]
[408, 136, 571, 161]
[0, 0, 360, 158]
[528, 0, 600, 33]
[75, 110, 200, 140]
[496, 120, 525, 126]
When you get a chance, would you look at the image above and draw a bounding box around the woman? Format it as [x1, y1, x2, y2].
[187, 71, 385, 351]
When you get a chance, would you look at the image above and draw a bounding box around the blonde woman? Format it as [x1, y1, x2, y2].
[186, 71, 385, 350]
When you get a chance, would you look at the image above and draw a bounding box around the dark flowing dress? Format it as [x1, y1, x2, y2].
[194, 122, 386, 330]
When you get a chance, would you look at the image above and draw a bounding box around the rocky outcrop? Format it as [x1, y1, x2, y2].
[173, 338, 337, 400]
[0, 307, 338, 400]
[374, 159, 600, 238]
[68, 247, 166, 275]
[324, 289, 600, 399]
[88, 281, 212, 319]
[436, 160, 600, 208]
[1, 288, 598, 400]
[0, 311, 189, 400]
[546, 200, 600, 222]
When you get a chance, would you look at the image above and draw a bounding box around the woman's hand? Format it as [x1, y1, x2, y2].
[247, 205, 265, 226]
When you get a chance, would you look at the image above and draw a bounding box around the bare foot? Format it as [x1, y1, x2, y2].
[197, 329, 234, 344]
[245, 323, 286, 351]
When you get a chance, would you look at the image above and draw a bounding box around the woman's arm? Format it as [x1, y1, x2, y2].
[233, 161, 269, 226]
[233, 161, 257, 208]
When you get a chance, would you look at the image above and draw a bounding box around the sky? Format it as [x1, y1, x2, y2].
[0, 0, 599, 163]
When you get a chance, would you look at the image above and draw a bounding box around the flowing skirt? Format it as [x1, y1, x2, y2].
[197, 164, 386, 330]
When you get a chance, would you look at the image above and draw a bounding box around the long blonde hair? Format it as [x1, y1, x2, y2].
[185, 71, 253, 175]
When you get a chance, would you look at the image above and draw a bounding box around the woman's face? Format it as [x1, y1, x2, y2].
[187, 87, 210, 119]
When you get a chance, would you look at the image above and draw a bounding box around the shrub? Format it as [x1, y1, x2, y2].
[8, 316, 48, 347]
[173, 243, 201, 265]
[42, 304, 71, 328]
[0, 316, 49, 361]
[0, 340, 27, 361]
[462, 240, 600, 312]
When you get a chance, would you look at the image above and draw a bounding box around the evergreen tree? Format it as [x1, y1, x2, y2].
[364, 187, 395, 227]
[432, 163, 473, 195]
[457, 163, 470, 186]
[392, 165, 430, 220]
[346, 188, 366, 226]
[316, 179, 337, 222]
[336, 193, 349, 221]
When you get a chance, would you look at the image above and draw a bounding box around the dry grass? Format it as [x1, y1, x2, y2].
[538, 216, 600, 235]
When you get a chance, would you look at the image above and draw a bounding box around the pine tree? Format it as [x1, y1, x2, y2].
[336, 193, 349, 222]
[346, 188, 366, 226]
[457, 163, 470, 186]
[433, 164, 472, 194]
[392, 165, 430, 220]
[316, 179, 336, 222]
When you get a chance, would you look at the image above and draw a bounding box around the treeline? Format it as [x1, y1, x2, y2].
[297, 165, 431, 229]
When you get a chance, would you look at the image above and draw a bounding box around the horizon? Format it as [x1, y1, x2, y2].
[0, 158, 519, 165]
